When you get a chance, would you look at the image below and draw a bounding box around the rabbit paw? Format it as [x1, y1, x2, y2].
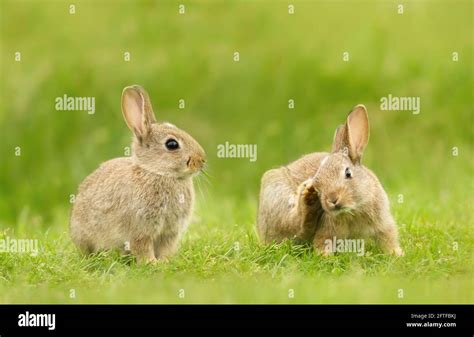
[136, 255, 158, 265]
[392, 247, 405, 257]
[299, 178, 318, 205]
[314, 244, 332, 257]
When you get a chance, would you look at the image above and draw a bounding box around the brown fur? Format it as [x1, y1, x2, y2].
[257, 105, 403, 256]
[70, 85, 206, 263]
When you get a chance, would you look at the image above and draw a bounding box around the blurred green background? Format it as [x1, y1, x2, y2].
[0, 0, 472, 303]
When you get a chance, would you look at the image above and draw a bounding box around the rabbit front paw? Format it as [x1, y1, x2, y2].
[144, 256, 158, 264]
[392, 246, 405, 257]
[131, 237, 157, 264]
[299, 178, 319, 205]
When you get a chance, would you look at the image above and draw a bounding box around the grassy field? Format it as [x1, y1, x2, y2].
[0, 0, 472, 303]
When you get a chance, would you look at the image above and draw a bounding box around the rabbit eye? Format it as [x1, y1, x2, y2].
[345, 167, 352, 179]
[165, 138, 180, 151]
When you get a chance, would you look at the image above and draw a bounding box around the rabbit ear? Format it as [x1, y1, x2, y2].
[121, 85, 156, 143]
[332, 124, 348, 154]
[132, 85, 157, 123]
[332, 105, 369, 163]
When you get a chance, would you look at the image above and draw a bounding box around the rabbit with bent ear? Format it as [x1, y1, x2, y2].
[257, 105, 403, 256]
[70, 85, 206, 263]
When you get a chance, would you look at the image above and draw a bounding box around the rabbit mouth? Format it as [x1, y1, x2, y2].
[326, 205, 355, 217]
[177, 167, 205, 179]
[175, 170, 200, 179]
[189, 169, 204, 178]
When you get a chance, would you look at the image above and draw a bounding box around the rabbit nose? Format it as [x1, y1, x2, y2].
[187, 156, 205, 169]
[328, 195, 341, 208]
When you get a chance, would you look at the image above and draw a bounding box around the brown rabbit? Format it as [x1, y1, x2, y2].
[70, 85, 206, 263]
[257, 105, 403, 256]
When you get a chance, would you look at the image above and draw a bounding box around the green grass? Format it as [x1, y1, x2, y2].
[0, 0, 473, 303]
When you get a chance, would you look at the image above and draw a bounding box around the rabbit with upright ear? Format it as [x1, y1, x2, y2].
[257, 105, 403, 256]
[70, 85, 206, 263]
